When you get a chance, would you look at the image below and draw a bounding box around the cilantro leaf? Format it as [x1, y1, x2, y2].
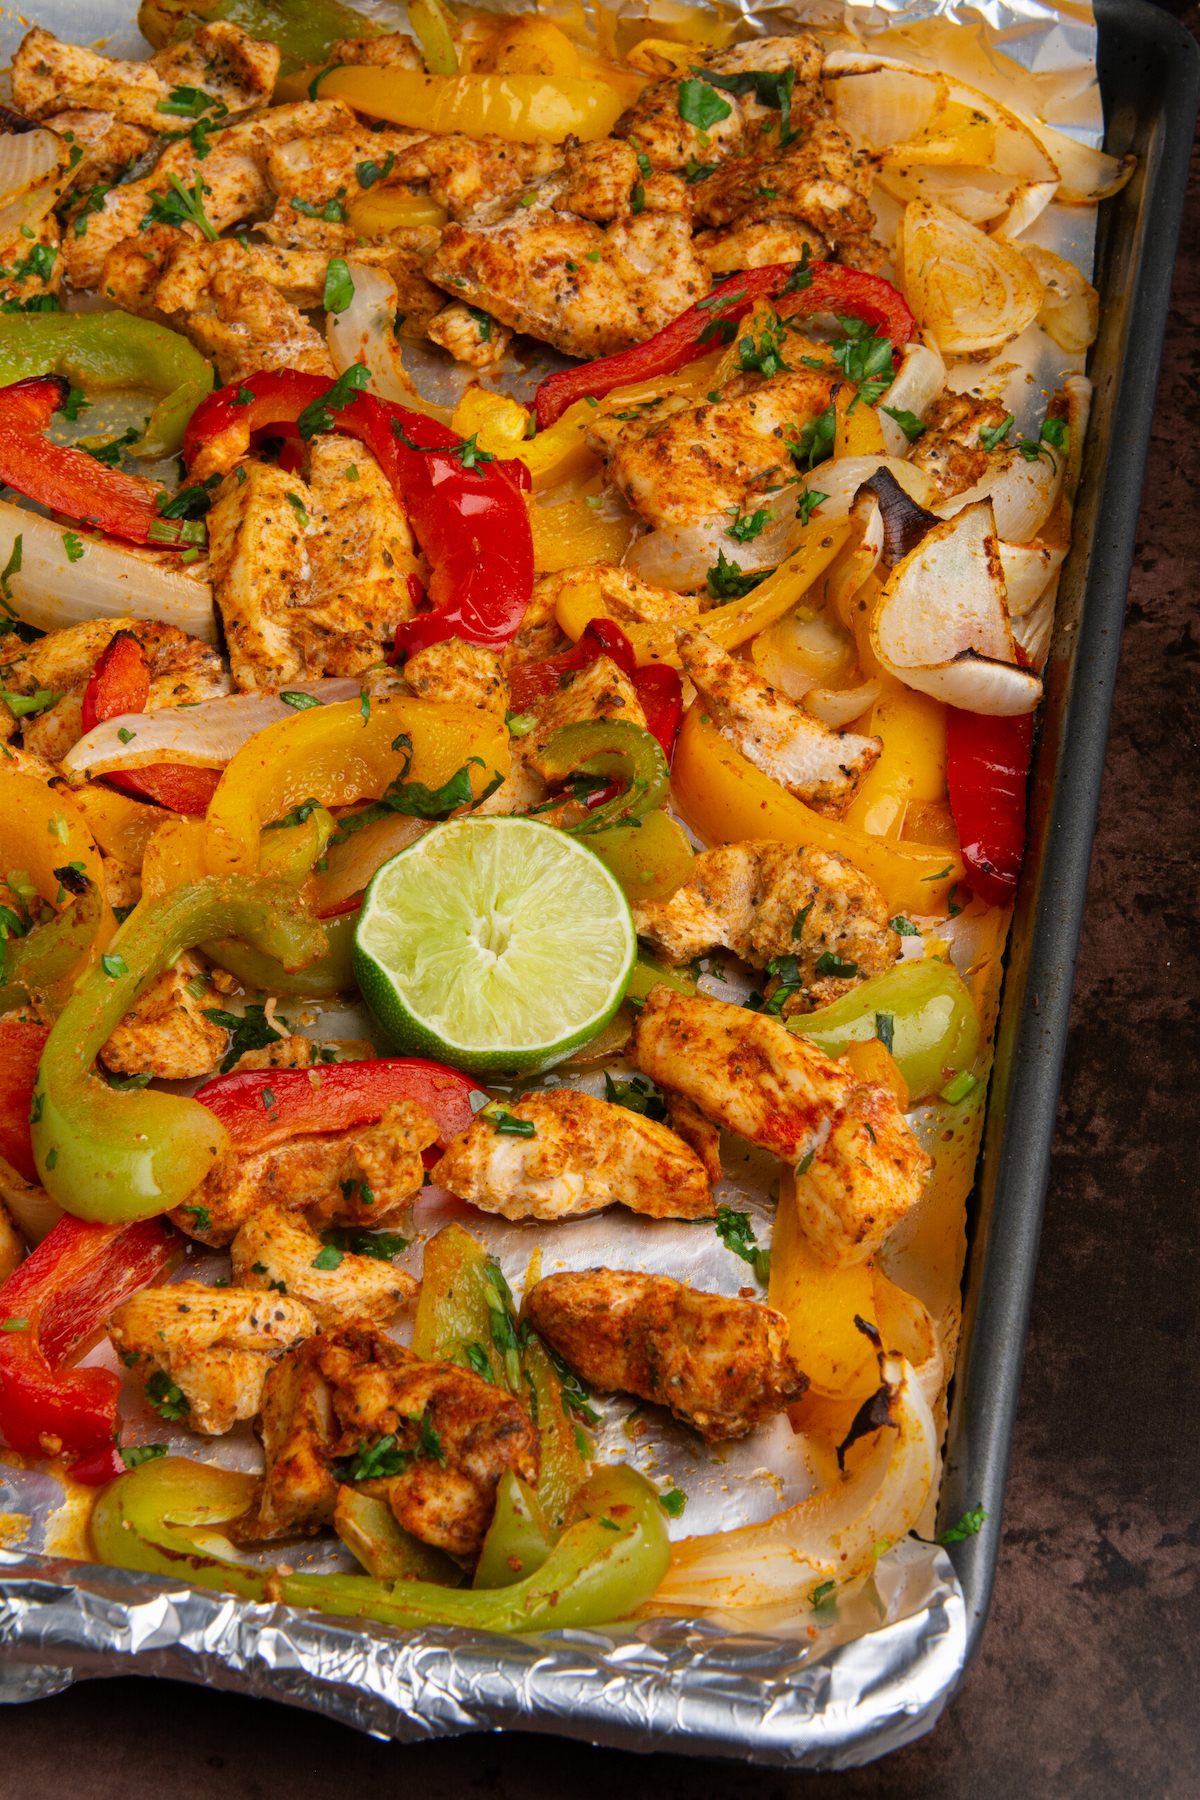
[323, 257, 355, 314]
[603, 1070, 667, 1121]
[706, 548, 774, 602]
[882, 405, 926, 442]
[356, 151, 395, 189]
[829, 318, 894, 404]
[145, 1369, 189, 1420]
[693, 62, 797, 141]
[796, 486, 828, 527]
[714, 1204, 769, 1284]
[940, 1504, 987, 1543]
[726, 505, 770, 544]
[201, 1002, 285, 1074]
[979, 413, 1014, 453]
[785, 404, 835, 472]
[296, 363, 371, 439]
[141, 172, 218, 241]
[814, 950, 859, 978]
[677, 77, 732, 132]
[659, 1486, 687, 1517]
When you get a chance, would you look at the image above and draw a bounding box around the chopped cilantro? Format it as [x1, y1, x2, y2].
[145, 1369, 190, 1420]
[296, 363, 370, 439]
[323, 257, 355, 313]
[796, 486, 828, 528]
[659, 1487, 687, 1517]
[120, 1444, 167, 1469]
[603, 1069, 667, 1121]
[356, 151, 395, 189]
[814, 950, 859, 978]
[706, 548, 773, 602]
[677, 77, 732, 132]
[311, 1243, 343, 1270]
[875, 1012, 894, 1055]
[142, 173, 218, 241]
[890, 915, 919, 936]
[62, 531, 84, 563]
[940, 1504, 987, 1542]
[979, 413, 1014, 453]
[714, 1204, 769, 1284]
[201, 1002, 285, 1074]
[882, 405, 926, 442]
[101, 953, 128, 979]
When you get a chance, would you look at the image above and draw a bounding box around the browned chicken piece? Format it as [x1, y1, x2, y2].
[694, 217, 828, 275]
[552, 139, 688, 222]
[588, 370, 834, 530]
[231, 1203, 417, 1328]
[664, 1091, 723, 1183]
[425, 299, 511, 368]
[403, 637, 509, 717]
[909, 391, 1015, 502]
[0, 219, 61, 308]
[99, 951, 229, 1081]
[3, 616, 221, 707]
[99, 225, 176, 314]
[691, 121, 881, 272]
[703, 34, 825, 100]
[384, 134, 560, 224]
[632, 841, 899, 1010]
[431, 1086, 713, 1222]
[229, 1033, 317, 1073]
[12, 22, 278, 128]
[631, 987, 932, 1265]
[155, 238, 331, 314]
[526, 1270, 808, 1441]
[519, 652, 647, 767]
[242, 1330, 340, 1537]
[21, 690, 82, 763]
[611, 76, 746, 173]
[328, 33, 424, 68]
[101, 855, 141, 919]
[300, 436, 420, 674]
[206, 460, 308, 689]
[187, 271, 335, 384]
[108, 1279, 318, 1436]
[425, 208, 709, 362]
[263, 127, 426, 237]
[318, 1323, 540, 1558]
[44, 110, 152, 189]
[173, 1099, 439, 1245]
[502, 576, 572, 669]
[680, 631, 880, 817]
[535, 563, 702, 627]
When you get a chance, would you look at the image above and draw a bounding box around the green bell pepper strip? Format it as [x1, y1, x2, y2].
[0, 874, 103, 1013]
[0, 313, 214, 459]
[473, 1469, 553, 1589]
[625, 954, 697, 1006]
[90, 1454, 672, 1632]
[788, 957, 981, 1103]
[200, 907, 356, 998]
[531, 719, 669, 838]
[334, 1486, 465, 1586]
[141, 0, 384, 77]
[30, 877, 327, 1223]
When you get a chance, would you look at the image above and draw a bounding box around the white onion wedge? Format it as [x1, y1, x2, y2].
[326, 261, 450, 423]
[624, 500, 793, 595]
[1006, 240, 1099, 353]
[798, 455, 939, 525]
[877, 340, 946, 457]
[61, 680, 362, 778]
[1012, 572, 1059, 669]
[803, 680, 882, 728]
[646, 1356, 937, 1612]
[0, 498, 217, 640]
[0, 128, 67, 235]
[900, 199, 1043, 355]
[892, 649, 1043, 713]
[937, 439, 1063, 543]
[825, 61, 945, 149]
[1000, 538, 1066, 616]
[1017, 113, 1136, 206]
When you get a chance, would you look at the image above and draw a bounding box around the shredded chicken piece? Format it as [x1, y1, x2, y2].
[633, 841, 899, 1009]
[231, 1203, 417, 1328]
[383, 134, 560, 224]
[431, 1086, 713, 1221]
[12, 21, 278, 128]
[239, 1332, 339, 1536]
[328, 33, 423, 68]
[679, 631, 880, 816]
[21, 690, 83, 763]
[172, 1099, 438, 1245]
[229, 1034, 316, 1073]
[108, 1279, 318, 1436]
[664, 1090, 723, 1182]
[631, 987, 932, 1265]
[402, 637, 508, 716]
[425, 299, 511, 368]
[525, 1270, 808, 1440]
[425, 207, 709, 361]
[101, 855, 141, 919]
[501, 577, 572, 669]
[99, 951, 228, 1081]
[98, 225, 176, 314]
[909, 392, 1015, 502]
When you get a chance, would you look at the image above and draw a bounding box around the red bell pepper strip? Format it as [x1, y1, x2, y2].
[534, 263, 916, 428]
[194, 1054, 488, 1157]
[945, 705, 1035, 909]
[0, 1018, 50, 1184]
[0, 1213, 176, 1456]
[509, 617, 683, 763]
[106, 765, 222, 815]
[632, 663, 684, 766]
[80, 630, 150, 734]
[69, 1442, 130, 1486]
[0, 375, 194, 547]
[183, 370, 534, 653]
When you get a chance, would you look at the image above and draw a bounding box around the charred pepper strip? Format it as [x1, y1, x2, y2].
[945, 703, 1035, 908]
[30, 877, 327, 1224]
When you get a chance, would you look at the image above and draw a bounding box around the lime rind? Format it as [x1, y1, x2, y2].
[353, 816, 636, 1076]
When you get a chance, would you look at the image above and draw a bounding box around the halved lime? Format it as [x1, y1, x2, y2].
[353, 816, 636, 1076]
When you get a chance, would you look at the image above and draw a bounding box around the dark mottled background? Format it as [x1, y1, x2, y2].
[2, 10, 1198, 1792]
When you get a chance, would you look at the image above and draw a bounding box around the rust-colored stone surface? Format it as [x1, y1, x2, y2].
[2, 13, 1198, 1797]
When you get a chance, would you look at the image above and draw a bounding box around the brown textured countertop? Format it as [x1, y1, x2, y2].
[2, 12, 1198, 1792]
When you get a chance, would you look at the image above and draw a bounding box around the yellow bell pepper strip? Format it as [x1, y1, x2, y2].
[0, 869, 103, 1015]
[586, 809, 695, 903]
[91, 1453, 672, 1632]
[30, 877, 327, 1224]
[0, 314, 214, 460]
[842, 683, 948, 839]
[473, 1469, 554, 1588]
[66, 784, 164, 871]
[140, 816, 206, 902]
[408, 0, 458, 76]
[788, 958, 981, 1103]
[470, 17, 580, 79]
[844, 1035, 910, 1111]
[833, 381, 888, 460]
[769, 1182, 881, 1398]
[0, 771, 115, 973]
[672, 707, 964, 917]
[316, 65, 626, 145]
[200, 908, 357, 999]
[346, 189, 449, 235]
[204, 696, 509, 878]
[529, 488, 639, 571]
[532, 719, 669, 837]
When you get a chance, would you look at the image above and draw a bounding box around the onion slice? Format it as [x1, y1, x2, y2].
[1017, 113, 1136, 206]
[624, 498, 794, 595]
[0, 128, 67, 235]
[1004, 239, 1099, 353]
[326, 261, 451, 423]
[877, 340, 946, 457]
[899, 199, 1043, 355]
[61, 680, 362, 778]
[799, 455, 939, 525]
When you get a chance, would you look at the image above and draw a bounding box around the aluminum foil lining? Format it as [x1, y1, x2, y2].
[0, 0, 1096, 1763]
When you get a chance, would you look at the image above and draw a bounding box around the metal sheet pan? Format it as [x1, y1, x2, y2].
[0, 0, 1197, 1765]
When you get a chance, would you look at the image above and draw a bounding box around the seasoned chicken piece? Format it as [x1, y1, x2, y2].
[431, 1086, 712, 1221]
[99, 224, 176, 314]
[229, 1032, 317, 1073]
[0, 219, 61, 308]
[99, 951, 229, 1080]
[206, 460, 309, 690]
[155, 238, 331, 314]
[242, 1330, 339, 1536]
[317, 1322, 540, 1558]
[679, 631, 880, 816]
[108, 1279, 318, 1437]
[703, 34, 825, 100]
[328, 33, 423, 68]
[403, 637, 509, 717]
[12, 616, 218, 698]
[21, 689, 83, 763]
[526, 1270, 808, 1441]
[502, 576, 572, 669]
[691, 120, 879, 274]
[694, 216, 828, 274]
[631, 987, 932, 1265]
[12, 22, 278, 128]
[664, 1091, 723, 1183]
[231, 1203, 417, 1328]
[532, 563, 703, 627]
[101, 855, 141, 918]
[611, 75, 745, 173]
[909, 391, 1015, 503]
[632, 841, 899, 1008]
[44, 110, 152, 190]
[187, 271, 335, 384]
[589, 369, 833, 530]
[383, 134, 560, 224]
[519, 652, 647, 766]
[552, 139, 688, 222]
[425, 207, 709, 361]
[300, 436, 420, 673]
[425, 299, 511, 368]
[264, 127, 428, 237]
[174, 1099, 439, 1244]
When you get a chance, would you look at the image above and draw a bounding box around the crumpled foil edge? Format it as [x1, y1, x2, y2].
[0, 1537, 965, 1767]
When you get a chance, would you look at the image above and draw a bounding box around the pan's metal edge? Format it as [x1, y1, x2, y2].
[936, 0, 1200, 1674]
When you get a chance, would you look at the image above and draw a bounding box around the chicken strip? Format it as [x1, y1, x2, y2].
[588, 370, 834, 530]
[0, 220, 61, 309]
[231, 1203, 417, 1328]
[610, 75, 746, 173]
[381, 133, 560, 224]
[240, 1328, 340, 1536]
[693, 216, 828, 275]
[205, 460, 309, 690]
[519, 651, 647, 767]
[45, 110, 153, 191]
[12, 22, 278, 128]
[664, 1091, 723, 1183]
[551, 139, 689, 222]
[679, 630, 880, 817]
[632, 841, 899, 1009]
[328, 33, 423, 69]
[431, 1086, 712, 1221]
[425, 299, 511, 369]
[99, 952, 230, 1081]
[173, 1099, 438, 1245]
[630, 987, 931, 1265]
[909, 391, 1015, 503]
[534, 563, 702, 628]
[183, 270, 334, 384]
[425, 207, 709, 362]
[691, 121, 880, 272]
[403, 637, 509, 717]
[108, 1280, 318, 1437]
[525, 1270, 808, 1441]
[300, 435, 421, 673]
